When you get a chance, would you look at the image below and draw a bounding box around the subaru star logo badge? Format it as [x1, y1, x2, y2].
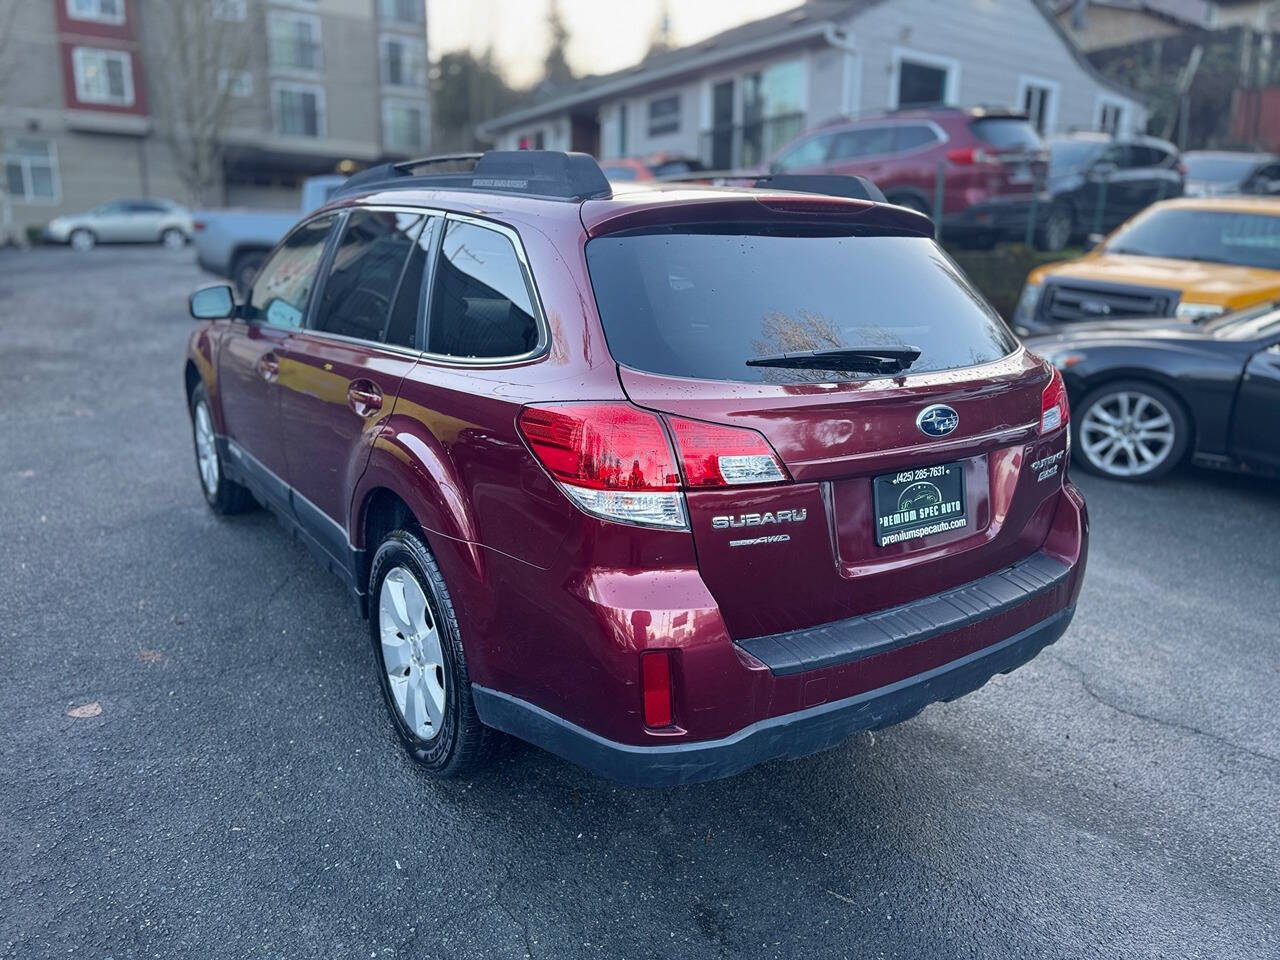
[916, 404, 959, 438]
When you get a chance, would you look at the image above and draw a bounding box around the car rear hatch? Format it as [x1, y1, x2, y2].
[583, 195, 1069, 640]
[964, 114, 1049, 197]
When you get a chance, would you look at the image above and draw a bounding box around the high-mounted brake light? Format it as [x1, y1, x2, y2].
[641, 651, 674, 728]
[666, 416, 790, 488]
[517, 403, 686, 528]
[1041, 366, 1069, 434]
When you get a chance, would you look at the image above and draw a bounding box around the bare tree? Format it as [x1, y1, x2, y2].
[141, 0, 251, 205]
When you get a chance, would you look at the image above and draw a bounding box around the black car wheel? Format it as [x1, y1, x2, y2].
[369, 529, 499, 777]
[1036, 203, 1073, 252]
[189, 382, 254, 513]
[69, 229, 96, 252]
[1073, 380, 1189, 482]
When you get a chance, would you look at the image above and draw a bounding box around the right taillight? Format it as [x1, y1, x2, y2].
[517, 403, 792, 528]
[1041, 366, 1069, 434]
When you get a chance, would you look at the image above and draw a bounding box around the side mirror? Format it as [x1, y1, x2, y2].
[1083, 233, 1105, 252]
[1089, 160, 1117, 180]
[189, 284, 235, 320]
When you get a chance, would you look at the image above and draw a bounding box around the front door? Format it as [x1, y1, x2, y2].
[1231, 341, 1280, 470]
[277, 208, 436, 559]
[217, 213, 336, 512]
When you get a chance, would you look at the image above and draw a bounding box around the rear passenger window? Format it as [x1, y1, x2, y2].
[830, 127, 895, 160]
[427, 220, 540, 359]
[383, 216, 439, 349]
[312, 210, 424, 342]
[773, 134, 832, 172]
[893, 125, 937, 151]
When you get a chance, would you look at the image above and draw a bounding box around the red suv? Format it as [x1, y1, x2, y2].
[184, 151, 1087, 785]
[770, 107, 1050, 247]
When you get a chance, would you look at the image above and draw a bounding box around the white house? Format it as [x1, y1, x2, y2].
[478, 0, 1148, 168]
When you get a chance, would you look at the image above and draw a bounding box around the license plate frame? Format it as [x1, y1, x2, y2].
[873, 461, 967, 547]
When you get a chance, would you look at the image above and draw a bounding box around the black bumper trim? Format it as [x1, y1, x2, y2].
[736, 551, 1070, 677]
[472, 605, 1074, 787]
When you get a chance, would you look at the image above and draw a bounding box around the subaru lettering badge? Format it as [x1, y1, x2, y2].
[916, 404, 959, 438]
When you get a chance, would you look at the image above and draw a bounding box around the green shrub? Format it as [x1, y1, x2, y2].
[947, 244, 1080, 321]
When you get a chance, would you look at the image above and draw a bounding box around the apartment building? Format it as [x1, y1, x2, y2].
[0, 0, 430, 238]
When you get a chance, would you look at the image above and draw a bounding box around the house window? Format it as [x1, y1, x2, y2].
[892, 49, 958, 110]
[380, 36, 426, 88]
[269, 13, 322, 72]
[67, 0, 125, 25]
[383, 100, 427, 153]
[378, 0, 423, 23]
[218, 69, 253, 97]
[742, 60, 805, 166]
[3, 138, 60, 203]
[72, 48, 135, 107]
[273, 83, 325, 137]
[648, 94, 680, 137]
[1018, 78, 1058, 135]
[211, 0, 248, 22]
[1097, 98, 1126, 135]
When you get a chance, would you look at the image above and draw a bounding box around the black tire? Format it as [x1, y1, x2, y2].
[368, 529, 499, 777]
[231, 251, 266, 297]
[189, 382, 254, 514]
[69, 228, 96, 252]
[1071, 379, 1190, 482]
[1035, 202, 1073, 252]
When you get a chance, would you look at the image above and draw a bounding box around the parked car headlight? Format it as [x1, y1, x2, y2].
[1012, 280, 1042, 334]
[1175, 302, 1225, 321]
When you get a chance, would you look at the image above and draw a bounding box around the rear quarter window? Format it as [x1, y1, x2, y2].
[586, 228, 1018, 384]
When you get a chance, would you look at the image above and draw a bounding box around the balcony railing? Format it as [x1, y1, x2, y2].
[698, 113, 806, 170]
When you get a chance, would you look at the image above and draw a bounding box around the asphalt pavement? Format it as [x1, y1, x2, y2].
[1, 246, 1277, 960]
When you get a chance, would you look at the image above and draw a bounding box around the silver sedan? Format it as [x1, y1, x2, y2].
[44, 199, 193, 251]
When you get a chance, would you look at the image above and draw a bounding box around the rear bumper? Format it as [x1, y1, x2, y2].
[473, 604, 1074, 787]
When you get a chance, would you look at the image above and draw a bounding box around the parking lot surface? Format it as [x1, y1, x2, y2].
[1, 246, 1277, 959]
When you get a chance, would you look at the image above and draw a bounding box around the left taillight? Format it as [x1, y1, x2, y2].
[1041, 366, 1069, 434]
[517, 403, 686, 529]
[517, 403, 792, 529]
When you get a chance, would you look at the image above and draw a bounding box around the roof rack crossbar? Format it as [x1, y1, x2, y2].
[329, 150, 613, 203]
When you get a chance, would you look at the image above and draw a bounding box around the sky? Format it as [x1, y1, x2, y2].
[426, 0, 800, 88]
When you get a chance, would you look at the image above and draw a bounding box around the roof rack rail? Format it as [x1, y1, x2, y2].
[753, 174, 887, 204]
[329, 150, 613, 203]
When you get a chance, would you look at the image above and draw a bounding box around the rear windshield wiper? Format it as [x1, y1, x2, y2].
[746, 345, 921, 374]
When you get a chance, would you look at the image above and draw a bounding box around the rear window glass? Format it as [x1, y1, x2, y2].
[586, 229, 1017, 384]
[1184, 155, 1257, 182]
[970, 118, 1042, 150]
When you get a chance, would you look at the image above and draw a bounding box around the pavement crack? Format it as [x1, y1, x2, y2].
[1045, 652, 1280, 767]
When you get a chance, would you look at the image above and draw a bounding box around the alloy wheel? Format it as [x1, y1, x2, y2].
[379, 566, 446, 741]
[70, 230, 94, 252]
[1079, 390, 1176, 478]
[1042, 207, 1072, 252]
[162, 229, 185, 249]
[194, 400, 219, 494]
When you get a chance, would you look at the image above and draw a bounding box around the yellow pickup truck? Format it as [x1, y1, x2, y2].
[1013, 196, 1280, 336]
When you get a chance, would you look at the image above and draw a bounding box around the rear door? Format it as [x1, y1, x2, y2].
[1231, 340, 1280, 470]
[277, 208, 437, 552]
[217, 213, 337, 512]
[586, 221, 1066, 639]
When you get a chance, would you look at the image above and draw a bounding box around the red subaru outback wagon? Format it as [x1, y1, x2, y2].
[184, 151, 1086, 786]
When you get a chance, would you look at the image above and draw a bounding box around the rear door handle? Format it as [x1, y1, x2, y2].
[258, 352, 279, 381]
[347, 379, 383, 417]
